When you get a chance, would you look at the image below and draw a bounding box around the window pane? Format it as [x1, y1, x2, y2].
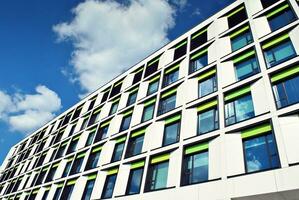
[127, 92, 137, 106]
[198, 76, 217, 97]
[128, 135, 144, 157]
[61, 185, 74, 200]
[159, 94, 176, 115]
[151, 162, 169, 190]
[101, 175, 117, 199]
[126, 168, 143, 195]
[235, 95, 255, 122]
[235, 57, 259, 80]
[268, 9, 296, 31]
[231, 31, 252, 51]
[120, 115, 132, 131]
[163, 122, 179, 146]
[142, 104, 154, 122]
[62, 162, 72, 177]
[53, 187, 62, 200]
[110, 102, 119, 115]
[198, 109, 218, 134]
[112, 143, 125, 162]
[190, 54, 208, 73]
[147, 81, 159, 95]
[82, 179, 95, 200]
[163, 70, 179, 87]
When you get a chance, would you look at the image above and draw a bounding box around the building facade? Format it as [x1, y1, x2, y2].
[1, 0, 299, 199]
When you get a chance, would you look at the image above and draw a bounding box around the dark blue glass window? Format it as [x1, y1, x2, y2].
[147, 80, 159, 95]
[231, 31, 253, 51]
[126, 168, 143, 195]
[120, 115, 132, 132]
[60, 184, 74, 200]
[109, 102, 119, 115]
[101, 174, 117, 199]
[142, 104, 155, 122]
[85, 151, 101, 170]
[69, 157, 84, 175]
[111, 142, 125, 162]
[127, 92, 138, 106]
[190, 54, 208, 74]
[268, 8, 296, 31]
[82, 179, 95, 200]
[163, 122, 180, 146]
[198, 76, 217, 97]
[198, 108, 218, 134]
[145, 161, 169, 191]
[158, 94, 176, 115]
[53, 187, 63, 200]
[163, 69, 179, 87]
[126, 135, 144, 157]
[235, 57, 260, 80]
[62, 161, 72, 178]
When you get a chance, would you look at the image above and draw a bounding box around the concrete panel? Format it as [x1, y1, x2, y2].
[289, 25, 299, 55]
[158, 49, 175, 69]
[114, 164, 131, 196]
[251, 79, 270, 116]
[208, 20, 217, 40]
[208, 41, 217, 64]
[70, 176, 87, 200]
[130, 104, 143, 127]
[118, 92, 129, 111]
[225, 133, 245, 177]
[145, 121, 164, 150]
[77, 131, 88, 150]
[46, 185, 58, 200]
[275, 165, 299, 192]
[94, 92, 103, 108]
[176, 82, 187, 107]
[217, 37, 232, 58]
[142, 126, 152, 152]
[137, 81, 149, 101]
[245, 0, 263, 16]
[100, 102, 112, 120]
[278, 114, 299, 164]
[99, 141, 115, 165]
[219, 61, 236, 88]
[179, 57, 188, 78]
[91, 171, 106, 200]
[35, 188, 44, 200]
[121, 74, 135, 91]
[168, 149, 181, 187]
[181, 108, 197, 140]
[252, 17, 271, 39]
[216, 17, 229, 35]
[209, 137, 222, 180]
[108, 115, 122, 136]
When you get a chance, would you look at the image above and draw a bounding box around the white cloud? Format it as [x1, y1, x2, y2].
[0, 85, 61, 134]
[53, 0, 177, 93]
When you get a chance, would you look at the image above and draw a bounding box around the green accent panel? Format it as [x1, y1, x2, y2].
[67, 179, 77, 186]
[175, 40, 187, 49]
[57, 182, 64, 188]
[77, 152, 86, 159]
[123, 109, 133, 117]
[150, 75, 160, 83]
[107, 168, 118, 175]
[227, 6, 245, 17]
[42, 167, 49, 172]
[148, 57, 160, 66]
[83, 115, 90, 120]
[115, 136, 126, 144]
[197, 100, 218, 113]
[16, 194, 21, 198]
[151, 153, 170, 164]
[45, 186, 51, 191]
[144, 98, 156, 107]
[67, 157, 74, 162]
[165, 64, 180, 74]
[135, 67, 144, 74]
[161, 88, 177, 99]
[131, 128, 146, 138]
[77, 104, 84, 109]
[62, 141, 68, 147]
[233, 50, 255, 64]
[262, 33, 289, 50]
[266, 4, 289, 18]
[191, 48, 208, 60]
[242, 123, 272, 139]
[42, 152, 48, 156]
[165, 115, 181, 125]
[185, 142, 209, 155]
[73, 135, 81, 141]
[191, 28, 207, 40]
[53, 163, 60, 168]
[197, 68, 216, 81]
[92, 146, 102, 153]
[88, 127, 97, 132]
[100, 120, 111, 127]
[87, 174, 97, 180]
[225, 85, 251, 101]
[271, 65, 299, 83]
[93, 107, 101, 114]
[131, 161, 145, 169]
[230, 26, 250, 39]
[32, 189, 39, 194]
[129, 87, 139, 94]
[112, 97, 120, 103]
[114, 80, 123, 87]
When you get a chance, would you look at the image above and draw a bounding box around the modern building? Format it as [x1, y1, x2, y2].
[1, 0, 299, 199]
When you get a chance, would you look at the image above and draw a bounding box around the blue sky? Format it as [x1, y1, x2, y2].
[0, 0, 234, 165]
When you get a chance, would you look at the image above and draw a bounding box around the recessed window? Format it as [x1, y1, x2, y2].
[101, 90, 110, 103]
[82, 174, 96, 200]
[41, 188, 50, 200]
[147, 76, 160, 95]
[88, 107, 101, 126]
[101, 169, 118, 199]
[145, 154, 169, 192]
[233, 50, 260, 81]
[60, 179, 76, 200]
[94, 123, 109, 143]
[68, 123, 77, 137]
[132, 67, 143, 85]
[198, 68, 217, 98]
[67, 136, 80, 154]
[225, 86, 255, 126]
[191, 28, 208, 50]
[127, 89, 138, 106]
[120, 111, 132, 132]
[142, 98, 156, 122]
[87, 96, 97, 111]
[182, 142, 209, 185]
[126, 161, 144, 195]
[242, 123, 280, 173]
[62, 112, 73, 127]
[163, 63, 180, 87]
[110, 81, 123, 98]
[55, 142, 68, 159]
[35, 168, 47, 186]
[267, 4, 296, 32]
[197, 100, 219, 135]
[85, 146, 101, 170]
[145, 57, 160, 78]
[271, 65, 299, 108]
[80, 116, 90, 131]
[69, 153, 85, 175]
[45, 163, 59, 182]
[190, 48, 208, 74]
[261, 0, 277, 8]
[263, 34, 296, 68]
[173, 40, 187, 60]
[62, 160, 72, 178]
[230, 25, 253, 51]
[109, 100, 119, 115]
[227, 5, 248, 29]
[126, 129, 145, 158]
[53, 184, 63, 200]
[72, 104, 83, 121]
[111, 137, 126, 162]
[163, 115, 181, 146]
[158, 89, 177, 115]
[85, 128, 96, 146]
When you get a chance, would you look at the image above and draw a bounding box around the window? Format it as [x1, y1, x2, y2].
[163, 115, 180, 146]
[126, 129, 145, 158]
[28, 190, 38, 200]
[69, 153, 85, 175]
[233, 50, 260, 81]
[120, 112, 132, 132]
[88, 108, 101, 126]
[191, 28, 208, 50]
[142, 99, 155, 122]
[132, 68, 143, 85]
[127, 89, 138, 106]
[230, 26, 253, 51]
[126, 162, 144, 195]
[85, 147, 101, 170]
[158, 89, 176, 115]
[87, 96, 97, 111]
[109, 100, 119, 115]
[101, 170, 118, 199]
[42, 189, 50, 200]
[36, 153, 46, 167]
[225, 87, 255, 126]
[62, 160, 72, 178]
[110, 81, 122, 98]
[242, 124, 280, 173]
[271, 65, 299, 108]
[60, 180, 75, 200]
[72, 105, 83, 120]
[182, 143, 209, 185]
[55, 142, 68, 159]
[227, 5, 247, 29]
[67, 136, 80, 154]
[263, 34, 296, 68]
[174, 40, 187, 60]
[111, 137, 126, 162]
[82, 175, 96, 200]
[197, 100, 218, 134]
[35, 169, 47, 185]
[267, 4, 296, 31]
[145, 57, 159, 78]
[145, 154, 169, 192]
[53, 184, 63, 200]
[147, 76, 160, 95]
[198, 69, 217, 98]
[45, 163, 59, 182]
[261, 0, 277, 8]
[163, 64, 179, 87]
[68, 123, 77, 137]
[94, 123, 109, 142]
[189, 49, 208, 74]
[80, 116, 90, 131]
[85, 129, 96, 146]
[101, 90, 110, 103]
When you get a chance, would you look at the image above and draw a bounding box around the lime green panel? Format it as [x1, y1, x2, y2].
[144, 98, 156, 107]
[230, 26, 250, 39]
[61, 141, 68, 147]
[123, 109, 133, 117]
[150, 75, 160, 83]
[191, 28, 207, 40]
[197, 68, 216, 81]
[175, 40, 187, 49]
[92, 146, 103, 153]
[88, 127, 97, 132]
[148, 57, 160, 66]
[165, 115, 181, 125]
[271, 65, 299, 83]
[67, 179, 77, 186]
[42, 167, 49, 172]
[225, 85, 251, 101]
[115, 136, 126, 144]
[227, 6, 245, 18]
[185, 142, 209, 155]
[52, 163, 60, 168]
[112, 97, 120, 103]
[57, 182, 64, 188]
[165, 63, 180, 74]
[266, 4, 289, 18]
[262, 33, 289, 50]
[45, 186, 51, 191]
[197, 100, 217, 113]
[151, 153, 170, 164]
[131, 128, 146, 138]
[107, 168, 118, 175]
[242, 123, 272, 139]
[129, 87, 139, 94]
[93, 107, 101, 114]
[131, 161, 145, 169]
[233, 50, 255, 64]
[83, 115, 90, 120]
[32, 189, 39, 194]
[100, 120, 111, 127]
[161, 88, 177, 99]
[77, 152, 86, 159]
[67, 157, 74, 162]
[114, 80, 123, 87]
[73, 135, 81, 141]
[134, 67, 143, 74]
[87, 174, 97, 180]
[191, 48, 208, 60]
